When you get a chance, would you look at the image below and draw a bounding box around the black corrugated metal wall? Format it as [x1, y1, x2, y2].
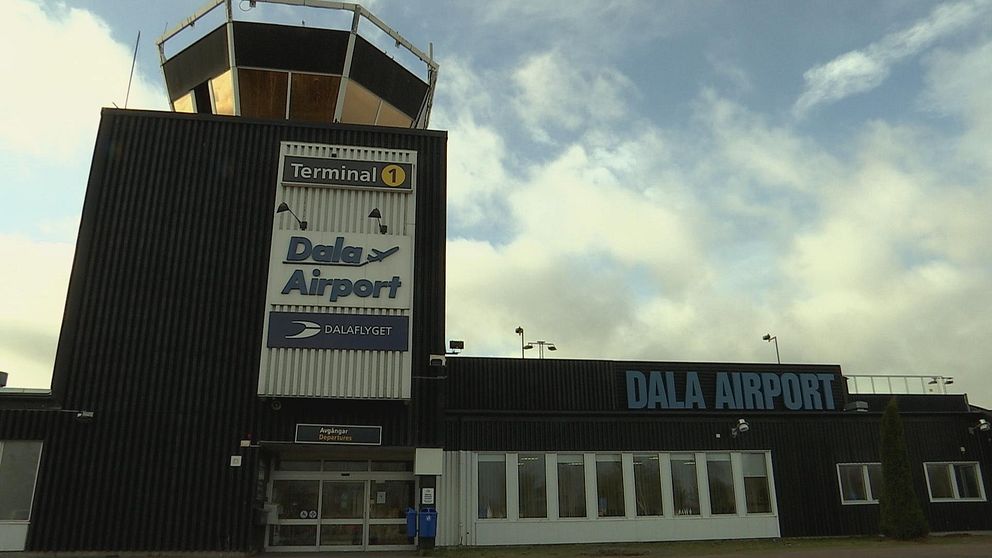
[443, 357, 992, 537]
[6, 109, 445, 551]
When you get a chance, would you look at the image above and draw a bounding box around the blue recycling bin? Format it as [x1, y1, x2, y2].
[418, 507, 438, 538]
[405, 507, 418, 539]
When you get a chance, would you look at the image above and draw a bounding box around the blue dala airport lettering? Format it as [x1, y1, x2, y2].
[280, 236, 401, 302]
[626, 370, 837, 411]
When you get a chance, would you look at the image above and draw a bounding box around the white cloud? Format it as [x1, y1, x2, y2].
[0, 235, 74, 389]
[511, 49, 635, 142]
[444, 42, 992, 406]
[793, 0, 991, 117]
[0, 0, 165, 161]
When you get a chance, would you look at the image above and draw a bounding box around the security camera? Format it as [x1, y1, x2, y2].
[75, 410, 95, 421]
[429, 354, 446, 367]
[979, 419, 991, 433]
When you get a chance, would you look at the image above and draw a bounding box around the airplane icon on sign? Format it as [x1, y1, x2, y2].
[366, 246, 399, 263]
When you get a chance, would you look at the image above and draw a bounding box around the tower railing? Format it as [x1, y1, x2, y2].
[845, 374, 955, 395]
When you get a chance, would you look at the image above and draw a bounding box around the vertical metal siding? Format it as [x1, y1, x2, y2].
[27, 109, 445, 551]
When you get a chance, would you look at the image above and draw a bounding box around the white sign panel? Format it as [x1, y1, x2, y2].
[266, 230, 412, 309]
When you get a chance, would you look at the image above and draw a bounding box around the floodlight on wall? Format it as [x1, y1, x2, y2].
[447, 340, 465, 355]
[368, 208, 387, 234]
[276, 202, 307, 230]
[970, 418, 991, 435]
[732, 418, 750, 438]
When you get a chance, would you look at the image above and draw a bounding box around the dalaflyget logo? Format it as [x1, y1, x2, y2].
[285, 321, 321, 339]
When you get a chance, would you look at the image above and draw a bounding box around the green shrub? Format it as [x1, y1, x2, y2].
[879, 398, 929, 539]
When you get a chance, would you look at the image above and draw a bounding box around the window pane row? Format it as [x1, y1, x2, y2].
[477, 452, 772, 520]
[926, 462, 986, 501]
[172, 69, 413, 127]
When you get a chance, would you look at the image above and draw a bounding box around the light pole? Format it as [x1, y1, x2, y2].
[762, 333, 780, 364]
[524, 340, 557, 359]
[515, 327, 525, 358]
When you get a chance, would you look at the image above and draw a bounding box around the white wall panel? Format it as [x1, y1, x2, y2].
[258, 141, 417, 399]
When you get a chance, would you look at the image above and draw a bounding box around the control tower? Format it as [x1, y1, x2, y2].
[157, 0, 438, 128]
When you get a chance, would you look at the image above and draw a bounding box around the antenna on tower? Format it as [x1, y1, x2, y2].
[124, 30, 141, 109]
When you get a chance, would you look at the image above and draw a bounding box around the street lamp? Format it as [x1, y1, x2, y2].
[515, 327, 525, 358]
[524, 340, 557, 359]
[762, 333, 780, 364]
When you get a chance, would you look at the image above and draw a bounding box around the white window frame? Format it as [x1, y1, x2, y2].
[836, 462, 881, 505]
[924, 462, 987, 502]
[0, 440, 44, 525]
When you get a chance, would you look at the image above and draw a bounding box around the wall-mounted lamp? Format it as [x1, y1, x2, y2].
[368, 208, 387, 234]
[276, 202, 307, 230]
[969, 418, 991, 435]
[732, 418, 750, 438]
[447, 340, 464, 355]
[762, 334, 780, 364]
[75, 410, 95, 422]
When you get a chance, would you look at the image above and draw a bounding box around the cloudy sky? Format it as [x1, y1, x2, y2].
[2, 0, 991, 405]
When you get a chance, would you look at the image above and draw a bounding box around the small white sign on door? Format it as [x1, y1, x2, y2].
[376, 491, 387, 504]
[421, 487, 435, 505]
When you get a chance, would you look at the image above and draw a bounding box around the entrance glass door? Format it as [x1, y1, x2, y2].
[320, 481, 365, 548]
[367, 480, 415, 547]
[266, 460, 416, 552]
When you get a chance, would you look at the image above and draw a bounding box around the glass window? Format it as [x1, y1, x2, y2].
[926, 463, 955, 499]
[277, 459, 321, 471]
[239, 68, 289, 119]
[838, 463, 880, 504]
[369, 480, 413, 519]
[321, 481, 364, 519]
[518, 454, 547, 518]
[867, 464, 882, 500]
[289, 73, 340, 123]
[671, 454, 700, 516]
[376, 99, 414, 128]
[955, 464, 982, 499]
[633, 454, 663, 516]
[270, 524, 317, 546]
[707, 454, 736, 515]
[595, 454, 624, 517]
[172, 92, 195, 113]
[557, 454, 586, 518]
[210, 68, 235, 115]
[272, 480, 319, 520]
[371, 461, 412, 472]
[0, 441, 43, 521]
[369, 524, 409, 546]
[743, 453, 771, 513]
[323, 460, 369, 472]
[478, 455, 506, 519]
[926, 462, 986, 501]
[340, 80, 381, 124]
[319, 524, 362, 546]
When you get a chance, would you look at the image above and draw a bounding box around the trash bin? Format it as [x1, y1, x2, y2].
[405, 507, 418, 541]
[418, 507, 438, 538]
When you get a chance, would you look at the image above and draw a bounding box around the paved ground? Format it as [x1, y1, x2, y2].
[9, 538, 992, 558]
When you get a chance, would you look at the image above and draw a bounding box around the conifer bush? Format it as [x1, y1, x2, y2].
[879, 398, 929, 539]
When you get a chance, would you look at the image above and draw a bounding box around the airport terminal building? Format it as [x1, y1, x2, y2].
[1, 0, 991, 553]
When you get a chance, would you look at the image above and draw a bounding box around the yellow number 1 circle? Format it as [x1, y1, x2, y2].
[382, 164, 406, 187]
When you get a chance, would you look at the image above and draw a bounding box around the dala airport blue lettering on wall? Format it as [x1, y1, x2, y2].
[625, 370, 837, 411]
